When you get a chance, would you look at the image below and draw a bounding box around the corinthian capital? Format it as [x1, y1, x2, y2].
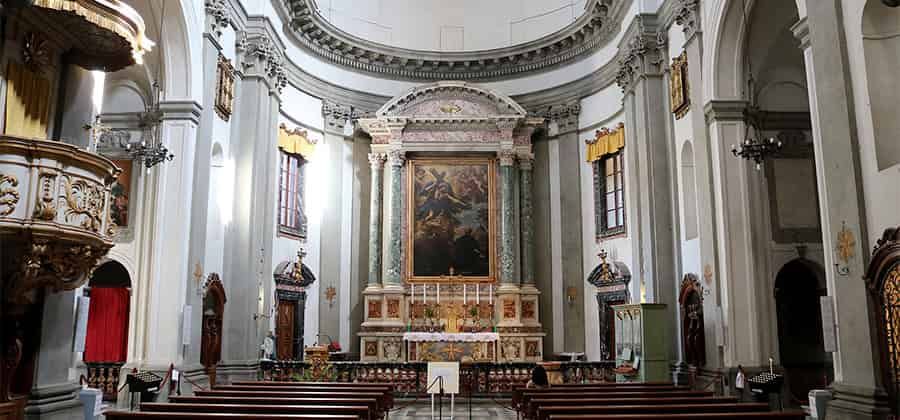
[615, 16, 667, 94]
[498, 150, 517, 167]
[205, 0, 231, 40]
[237, 32, 287, 93]
[368, 152, 387, 169]
[675, 0, 701, 40]
[388, 150, 406, 167]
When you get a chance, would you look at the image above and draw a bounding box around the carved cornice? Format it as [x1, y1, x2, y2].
[615, 15, 667, 94]
[237, 31, 287, 93]
[280, 0, 631, 82]
[205, 0, 232, 40]
[322, 100, 368, 134]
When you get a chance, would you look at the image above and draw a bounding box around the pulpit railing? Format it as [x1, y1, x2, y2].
[259, 360, 615, 395]
[85, 362, 124, 401]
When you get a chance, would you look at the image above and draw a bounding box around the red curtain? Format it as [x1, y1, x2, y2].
[84, 287, 130, 362]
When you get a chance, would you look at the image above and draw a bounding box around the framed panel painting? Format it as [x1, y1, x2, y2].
[110, 159, 132, 228]
[406, 157, 496, 283]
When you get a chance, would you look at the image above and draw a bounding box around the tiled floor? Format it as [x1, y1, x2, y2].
[390, 399, 517, 419]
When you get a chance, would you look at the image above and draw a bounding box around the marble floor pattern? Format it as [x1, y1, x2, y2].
[390, 400, 517, 419]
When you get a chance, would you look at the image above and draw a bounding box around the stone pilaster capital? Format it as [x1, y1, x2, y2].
[388, 150, 406, 167]
[615, 16, 667, 94]
[236, 32, 287, 94]
[517, 152, 535, 170]
[323, 100, 356, 134]
[205, 0, 232, 40]
[368, 152, 387, 169]
[535, 101, 581, 136]
[498, 150, 517, 167]
[675, 0, 701, 41]
[791, 17, 810, 50]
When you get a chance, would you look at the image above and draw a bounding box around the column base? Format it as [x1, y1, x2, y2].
[24, 382, 82, 420]
[671, 361, 691, 386]
[825, 382, 890, 420]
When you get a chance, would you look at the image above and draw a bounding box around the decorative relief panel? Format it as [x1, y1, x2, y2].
[0, 173, 19, 216]
[383, 340, 402, 361]
[364, 340, 378, 357]
[525, 340, 540, 358]
[33, 170, 58, 221]
[61, 176, 106, 233]
[669, 51, 690, 119]
[500, 338, 521, 361]
[367, 299, 383, 319]
[521, 300, 536, 320]
[386, 298, 400, 319]
[502, 299, 517, 319]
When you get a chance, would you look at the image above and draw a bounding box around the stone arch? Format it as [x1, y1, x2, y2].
[211, 142, 225, 167]
[862, 0, 900, 170]
[679, 141, 698, 240]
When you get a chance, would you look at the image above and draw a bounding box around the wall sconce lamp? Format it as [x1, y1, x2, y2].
[566, 287, 578, 305]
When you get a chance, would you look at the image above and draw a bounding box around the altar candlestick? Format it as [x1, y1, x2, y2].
[463, 284, 467, 304]
[411, 284, 415, 304]
[423, 284, 427, 303]
[437, 283, 440, 303]
[489, 284, 493, 305]
[476, 284, 480, 304]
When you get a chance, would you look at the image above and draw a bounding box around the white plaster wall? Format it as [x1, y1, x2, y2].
[258, 0, 641, 98]
[577, 83, 629, 360]
[316, 0, 584, 51]
[842, 0, 900, 247]
[274, 85, 327, 350]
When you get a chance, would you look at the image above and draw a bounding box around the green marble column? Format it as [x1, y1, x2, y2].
[519, 153, 535, 285]
[368, 152, 386, 286]
[499, 151, 516, 285]
[385, 150, 405, 285]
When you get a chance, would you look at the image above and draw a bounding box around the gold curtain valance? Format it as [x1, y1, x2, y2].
[278, 123, 316, 158]
[585, 122, 625, 162]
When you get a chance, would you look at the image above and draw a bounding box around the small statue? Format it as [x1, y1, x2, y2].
[262, 331, 275, 360]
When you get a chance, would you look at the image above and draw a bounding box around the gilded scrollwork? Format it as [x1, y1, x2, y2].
[61, 176, 105, 233]
[0, 173, 20, 216]
[33, 170, 57, 221]
[8, 241, 107, 304]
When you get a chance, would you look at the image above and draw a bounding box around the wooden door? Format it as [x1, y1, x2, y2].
[276, 301, 295, 360]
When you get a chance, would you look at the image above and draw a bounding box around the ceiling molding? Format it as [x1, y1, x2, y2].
[280, 0, 632, 82]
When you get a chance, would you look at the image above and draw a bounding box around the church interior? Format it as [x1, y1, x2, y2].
[0, 0, 899, 419]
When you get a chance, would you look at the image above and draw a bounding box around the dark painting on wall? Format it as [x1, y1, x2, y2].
[407, 158, 495, 282]
[110, 159, 132, 227]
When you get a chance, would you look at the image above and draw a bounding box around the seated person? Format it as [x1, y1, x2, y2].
[526, 365, 550, 389]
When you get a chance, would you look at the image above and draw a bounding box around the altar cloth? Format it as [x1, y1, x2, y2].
[402, 332, 499, 342]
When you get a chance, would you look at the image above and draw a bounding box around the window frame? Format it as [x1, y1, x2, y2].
[593, 150, 626, 239]
[278, 150, 307, 239]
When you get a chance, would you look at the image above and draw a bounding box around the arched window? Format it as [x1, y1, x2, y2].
[680, 142, 698, 240]
[862, 1, 900, 170]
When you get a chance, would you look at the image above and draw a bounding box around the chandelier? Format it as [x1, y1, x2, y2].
[126, 80, 173, 169]
[730, 0, 782, 170]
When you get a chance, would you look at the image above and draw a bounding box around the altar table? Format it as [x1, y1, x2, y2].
[403, 332, 499, 362]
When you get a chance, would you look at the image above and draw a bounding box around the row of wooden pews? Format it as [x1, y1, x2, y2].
[513, 382, 806, 420]
[104, 381, 394, 420]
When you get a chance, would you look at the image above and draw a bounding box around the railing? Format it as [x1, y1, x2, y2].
[259, 360, 615, 395]
[85, 362, 124, 401]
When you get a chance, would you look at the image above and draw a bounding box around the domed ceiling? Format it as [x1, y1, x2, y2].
[283, 0, 629, 82]
[314, 0, 590, 52]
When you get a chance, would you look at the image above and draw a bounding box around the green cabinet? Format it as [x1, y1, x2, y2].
[613, 303, 670, 383]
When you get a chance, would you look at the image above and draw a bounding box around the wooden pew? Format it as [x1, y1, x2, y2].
[141, 402, 371, 420]
[525, 396, 739, 419]
[516, 389, 712, 413]
[194, 390, 391, 413]
[511, 385, 691, 409]
[104, 411, 357, 419]
[547, 412, 807, 420]
[231, 381, 391, 388]
[537, 403, 769, 420]
[168, 396, 380, 419]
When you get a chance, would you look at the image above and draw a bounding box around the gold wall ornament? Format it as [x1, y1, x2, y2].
[0, 173, 20, 216]
[325, 286, 337, 306]
[670, 51, 690, 119]
[703, 264, 713, 286]
[33, 170, 58, 221]
[61, 177, 105, 232]
[836, 222, 856, 275]
[440, 103, 462, 114]
[22, 33, 51, 72]
[214, 54, 235, 121]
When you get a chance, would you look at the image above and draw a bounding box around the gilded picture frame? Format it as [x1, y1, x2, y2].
[406, 157, 497, 283]
[670, 51, 690, 120]
[214, 54, 235, 121]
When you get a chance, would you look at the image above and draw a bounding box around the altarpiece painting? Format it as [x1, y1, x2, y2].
[406, 157, 496, 283]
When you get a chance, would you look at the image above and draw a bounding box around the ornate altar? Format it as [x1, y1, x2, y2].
[357, 82, 545, 362]
[587, 250, 631, 360]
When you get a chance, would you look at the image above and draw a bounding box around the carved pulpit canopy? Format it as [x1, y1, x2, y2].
[358, 81, 544, 148]
[587, 249, 631, 288]
[274, 249, 315, 301]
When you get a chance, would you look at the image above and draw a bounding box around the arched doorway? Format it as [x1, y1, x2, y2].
[774, 259, 831, 404]
[865, 227, 900, 414]
[201, 274, 226, 386]
[84, 260, 131, 401]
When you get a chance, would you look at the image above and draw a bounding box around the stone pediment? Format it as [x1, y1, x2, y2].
[377, 82, 527, 119]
